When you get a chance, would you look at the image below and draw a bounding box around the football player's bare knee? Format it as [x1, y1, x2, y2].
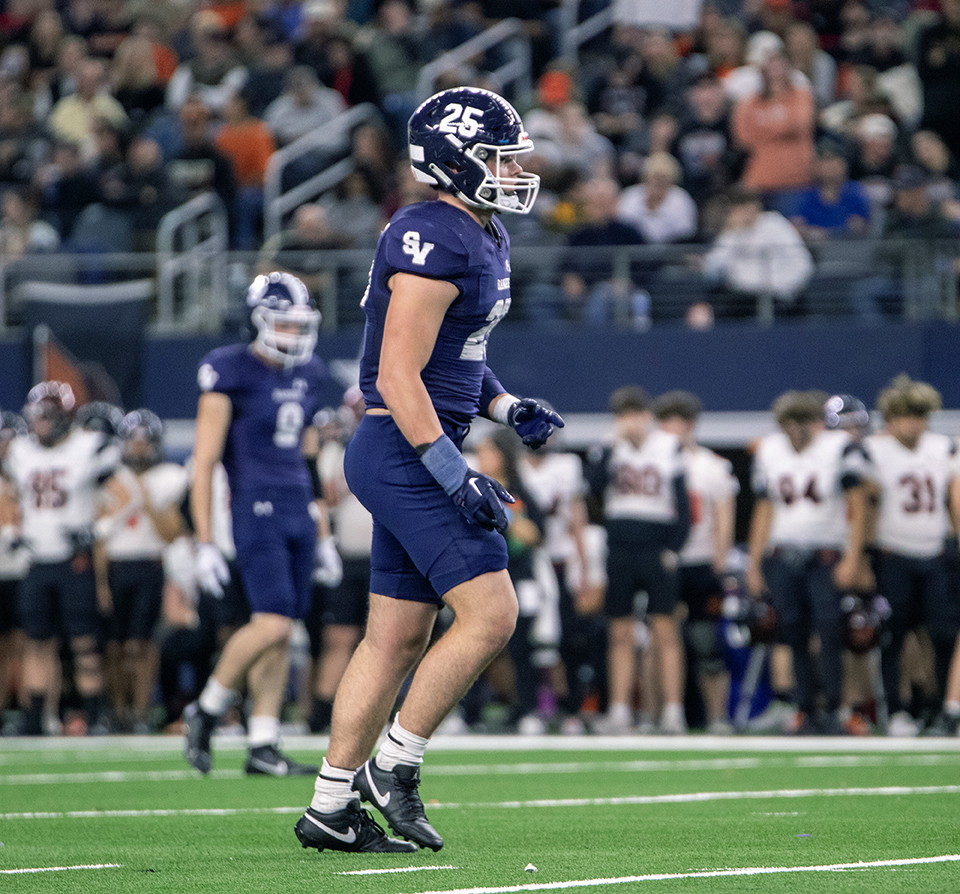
[446, 572, 518, 652]
[362, 595, 435, 661]
[608, 617, 635, 649]
[250, 612, 294, 647]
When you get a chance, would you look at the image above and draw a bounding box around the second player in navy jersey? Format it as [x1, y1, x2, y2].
[296, 87, 563, 855]
[183, 272, 332, 777]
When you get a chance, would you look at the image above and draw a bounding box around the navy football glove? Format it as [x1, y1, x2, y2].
[454, 471, 515, 533]
[507, 398, 565, 449]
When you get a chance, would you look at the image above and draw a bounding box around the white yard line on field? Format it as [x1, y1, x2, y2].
[5, 753, 960, 785]
[337, 866, 458, 876]
[0, 864, 121, 875]
[3, 784, 960, 821]
[0, 769, 243, 784]
[398, 855, 960, 894]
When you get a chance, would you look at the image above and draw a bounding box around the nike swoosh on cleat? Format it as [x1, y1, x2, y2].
[249, 758, 288, 774]
[302, 812, 357, 844]
[364, 764, 391, 808]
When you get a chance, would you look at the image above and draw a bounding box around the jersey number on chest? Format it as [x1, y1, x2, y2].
[777, 474, 822, 505]
[274, 401, 305, 449]
[460, 298, 509, 361]
[29, 469, 68, 509]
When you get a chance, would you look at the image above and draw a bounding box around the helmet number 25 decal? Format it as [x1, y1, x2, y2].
[439, 104, 484, 139]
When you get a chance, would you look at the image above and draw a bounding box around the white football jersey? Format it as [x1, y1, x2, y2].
[602, 429, 686, 523]
[182, 457, 236, 560]
[318, 440, 372, 558]
[0, 480, 28, 580]
[520, 451, 588, 562]
[752, 428, 863, 549]
[106, 462, 189, 560]
[5, 429, 120, 562]
[864, 431, 960, 558]
[680, 445, 740, 566]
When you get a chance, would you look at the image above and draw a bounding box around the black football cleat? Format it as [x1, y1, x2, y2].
[183, 702, 217, 774]
[295, 801, 418, 853]
[353, 760, 444, 851]
[245, 744, 319, 776]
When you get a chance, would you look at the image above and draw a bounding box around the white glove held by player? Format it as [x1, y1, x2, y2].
[313, 536, 343, 588]
[195, 542, 230, 598]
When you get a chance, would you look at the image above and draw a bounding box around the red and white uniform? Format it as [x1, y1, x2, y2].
[520, 451, 588, 564]
[319, 440, 372, 561]
[679, 445, 740, 567]
[602, 429, 686, 524]
[752, 429, 864, 549]
[864, 431, 960, 558]
[105, 462, 189, 560]
[5, 429, 120, 562]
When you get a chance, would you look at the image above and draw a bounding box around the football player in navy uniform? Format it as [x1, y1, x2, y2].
[183, 271, 329, 777]
[295, 86, 563, 854]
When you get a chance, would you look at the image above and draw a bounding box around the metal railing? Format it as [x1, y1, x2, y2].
[559, 0, 615, 63]
[0, 237, 956, 334]
[415, 18, 532, 106]
[155, 192, 229, 331]
[263, 103, 382, 241]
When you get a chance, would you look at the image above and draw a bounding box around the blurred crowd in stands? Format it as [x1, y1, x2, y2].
[0, 0, 960, 323]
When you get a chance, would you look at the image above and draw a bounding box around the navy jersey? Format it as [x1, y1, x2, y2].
[197, 344, 325, 493]
[358, 200, 512, 427]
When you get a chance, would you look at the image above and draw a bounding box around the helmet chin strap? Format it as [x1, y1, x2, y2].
[427, 162, 486, 211]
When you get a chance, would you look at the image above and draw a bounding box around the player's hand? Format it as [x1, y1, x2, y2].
[66, 527, 96, 554]
[507, 398, 564, 449]
[195, 542, 230, 598]
[313, 536, 343, 588]
[454, 471, 515, 533]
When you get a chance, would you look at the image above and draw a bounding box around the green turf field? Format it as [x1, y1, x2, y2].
[2, 735, 960, 893]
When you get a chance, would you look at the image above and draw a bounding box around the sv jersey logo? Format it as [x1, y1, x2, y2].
[302, 811, 358, 844]
[402, 230, 434, 266]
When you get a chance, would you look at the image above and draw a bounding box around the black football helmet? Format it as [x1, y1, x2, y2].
[119, 408, 164, 472]
[23, 381, 76, 447]
[76, 401, 124, 438]
[840, 592, 890, 653]
[718, 571, 778, 645]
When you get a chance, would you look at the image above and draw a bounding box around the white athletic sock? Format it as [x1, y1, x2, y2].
[945, 700, 960, 717]
[373, 717, 429, 771]
[608, 702, 632, 724]
[198, 678, 235, 717]
[311, 759, 360, 813]
[247, 715, 280, 749]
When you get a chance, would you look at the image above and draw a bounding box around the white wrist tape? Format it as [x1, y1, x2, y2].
[492, 393, 519, 425]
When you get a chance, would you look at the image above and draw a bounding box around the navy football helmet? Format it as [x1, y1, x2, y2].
[119, 408, 164, 472]
[823, 393, 871, 435]
[76, 401, 124, 438]
[246, 272, 320, 367]
[408, 87, 540, 215]
[23, 381, 76, 447]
